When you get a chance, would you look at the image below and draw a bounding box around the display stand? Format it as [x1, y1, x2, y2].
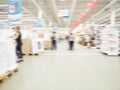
[94, 26, 104, 49]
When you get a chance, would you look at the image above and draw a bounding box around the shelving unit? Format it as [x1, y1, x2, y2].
[100, 26, 120, 56]
[94, 27, 102, 49]
[118, 27, 120, 56]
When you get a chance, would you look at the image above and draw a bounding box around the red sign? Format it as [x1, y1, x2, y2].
[69, 18, 84, 32]
[80, 12, 89, 17]
[87, 1, 99, 8]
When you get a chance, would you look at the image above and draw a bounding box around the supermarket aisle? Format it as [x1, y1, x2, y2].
[0, 43, 120, 90]
[45, 42, 100, 55]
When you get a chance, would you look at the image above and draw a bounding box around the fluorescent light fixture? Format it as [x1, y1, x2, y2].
[38, 10, 42, 18]
[60, 0, 65, 1]
[0, 4, 8, 7]
[0, 12, 8, 13]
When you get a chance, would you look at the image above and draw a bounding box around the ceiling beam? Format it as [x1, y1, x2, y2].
[96, 8, 120, 24]
[85, 0, 117, 24]
[22, 7, 35, 17]
[65, 0, 77, 28]
[51, 0, 62, 27]
[31, 0, 52, 23]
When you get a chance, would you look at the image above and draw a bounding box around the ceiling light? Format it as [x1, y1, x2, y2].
[60, 0, 65, 1]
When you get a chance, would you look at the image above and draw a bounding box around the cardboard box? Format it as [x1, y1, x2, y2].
[44, 40, 51, 50]
[22, 38, 31, 54]
[38, 34, 44, 38]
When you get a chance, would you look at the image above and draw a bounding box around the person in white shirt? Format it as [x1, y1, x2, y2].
[68, 33, 75, 50]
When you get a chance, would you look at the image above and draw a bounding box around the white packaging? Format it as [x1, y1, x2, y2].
[31, 38, 44, 53]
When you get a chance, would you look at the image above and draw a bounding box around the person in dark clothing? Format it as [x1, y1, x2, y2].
[52, 39, 57, 50]
[51, 31, 57, 50]
[68, 33, 75, 50]
[90, 36, 95, 47]
[69, 41, 74, 50]
[12, 26, 23, 63]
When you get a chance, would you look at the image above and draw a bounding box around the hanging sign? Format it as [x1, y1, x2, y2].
[69, 22, 80, 33]
[69, 17, 84, 32]
[87, 1, 99, 8]
[32, 18, 46, 29]
[8, 0, 22, 27]
[80, 12, 89, 17]
[58, 8, 70, 17]
[77, 18, 84, 23]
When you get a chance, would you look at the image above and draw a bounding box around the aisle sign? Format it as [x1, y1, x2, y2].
[8, 0, 22, 27]
[58, 9, 70, 17]
[32, 18, 46, 29]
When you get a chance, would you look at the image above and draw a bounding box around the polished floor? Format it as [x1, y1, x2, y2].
[0, 42, 120, 90]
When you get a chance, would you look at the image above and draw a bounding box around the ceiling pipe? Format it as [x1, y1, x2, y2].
[52, 0, 62, 26]
[66, 0, 77, 28]
[0, 4, 8, 7]
[85, 0, 117, 24]
[22, 19, 36, 21]
[0, 15, 36, 17]
[0, 20, 8, 21]
[97, 8, 120, 24]
[0, 4, 35, 17]
[22, 17, 37, 19]
[98, 8, 120, 21]
[22, 7, 35, 17]
[0, 12, 8, 14]
[95, 14, 110, 23]
[32, 0, 52, 23]
[114, 7, 120, 12]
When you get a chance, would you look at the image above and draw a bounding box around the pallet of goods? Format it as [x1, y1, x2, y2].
[0, 30, 19, 83]
[0, 39, 19, 83]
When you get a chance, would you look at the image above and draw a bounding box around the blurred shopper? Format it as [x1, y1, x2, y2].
[68, 33, 75, 50]
[51, 31, 57, 50]
[81, 36, 86, 46]
[58, 35, 64, 43]
[85, 35, 90, 46]
[65, 35, 69, 41]
[12, 26, 23, 63]
[88, 36, 95, 48]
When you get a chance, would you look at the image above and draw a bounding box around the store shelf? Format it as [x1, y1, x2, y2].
[100, 26, 120, 56]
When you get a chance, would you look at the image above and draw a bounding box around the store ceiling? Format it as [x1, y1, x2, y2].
[0, 0, 120, 28]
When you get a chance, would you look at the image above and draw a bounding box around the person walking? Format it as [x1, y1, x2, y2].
[68, 33, 75, 50]
[12, 26, 23, 63]
[51, 31, 57, 50]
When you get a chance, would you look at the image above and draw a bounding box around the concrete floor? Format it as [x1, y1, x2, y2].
[0, 42, 120, 90]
